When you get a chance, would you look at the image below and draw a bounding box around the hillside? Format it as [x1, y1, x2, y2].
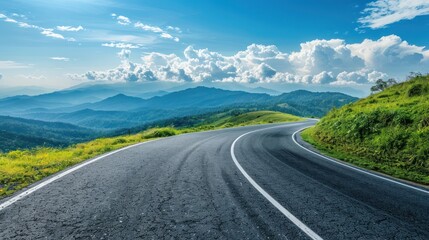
[302, 75, 429, 184]
[0, 110, 302, 198]
[0, 116, 100, 152]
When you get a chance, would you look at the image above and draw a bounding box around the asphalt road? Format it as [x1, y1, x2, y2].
[0, 120, 428, 239]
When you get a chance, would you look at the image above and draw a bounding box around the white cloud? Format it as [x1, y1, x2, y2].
[50, 57, 70, 61]
[167, 26, 181, 32]
[72, 35, 429, 85]
[117, 49, 131, 61]
[12, 13, 26, 18]
[57, 25, 84, 32]
[41, 29, 65, 40]
[312, 71, 335, 84]
[112, 14, 181, 42]
[134, 22, 180, 42]
[348, 34, 429, 76]
[289, 39, 364, 76]
[359, 0, 429, 28]
[117, 15, 131, 25]
[101, 42, 141, 49]
[134, 22, 163, 33]
[0, 13, 75, 41]
[0, 61, 31, 69]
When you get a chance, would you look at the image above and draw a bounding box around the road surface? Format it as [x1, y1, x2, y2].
[0, 120, 428, 239]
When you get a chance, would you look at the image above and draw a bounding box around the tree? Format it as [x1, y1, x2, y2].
[371, 78, 397, 93]
[387, 78, 397, 86]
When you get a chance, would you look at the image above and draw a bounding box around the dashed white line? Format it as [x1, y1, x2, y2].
[230, 123, 324, 240]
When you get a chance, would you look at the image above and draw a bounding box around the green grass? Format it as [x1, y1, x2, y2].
[0, 111, 303, 198]
[302, 75, 429, 185]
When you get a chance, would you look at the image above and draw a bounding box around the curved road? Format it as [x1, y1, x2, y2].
[0, 120, 428, 239]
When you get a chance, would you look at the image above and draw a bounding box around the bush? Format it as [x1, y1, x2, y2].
[408, 84, 423, 97]
[143, 128, 177, 139]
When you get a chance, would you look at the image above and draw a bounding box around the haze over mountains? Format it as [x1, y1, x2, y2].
[0, 84, 357, 130]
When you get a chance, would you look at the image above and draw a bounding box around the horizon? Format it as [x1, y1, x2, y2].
[0, 0, 428, 97]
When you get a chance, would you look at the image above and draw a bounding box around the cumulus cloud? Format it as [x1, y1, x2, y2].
[57, 25, 84, 32]
[72, 35, 429, 85]
[348, 35, 428, 76]
[289, 39, 364, 76]
[50, 57, 69, 61]
[359, 0, 429, 28]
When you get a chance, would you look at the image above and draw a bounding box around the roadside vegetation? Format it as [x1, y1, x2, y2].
[0, 111, 302, 198]
[302, 74, 429, 185]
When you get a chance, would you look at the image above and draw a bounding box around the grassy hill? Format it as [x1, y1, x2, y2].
[0, 111, 303, 198]
[302, 75, 429, 184]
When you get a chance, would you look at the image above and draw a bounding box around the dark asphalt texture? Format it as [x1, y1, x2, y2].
[0, 120, 428, 239]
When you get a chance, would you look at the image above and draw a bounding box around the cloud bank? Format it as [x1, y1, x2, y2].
[72, 35, 429, 85]
[359, 0, 429, 28]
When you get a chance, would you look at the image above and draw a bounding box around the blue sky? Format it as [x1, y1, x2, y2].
[0, 0, 428, 95]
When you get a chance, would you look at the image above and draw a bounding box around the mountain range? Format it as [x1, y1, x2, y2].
[0, 85, 358, 130]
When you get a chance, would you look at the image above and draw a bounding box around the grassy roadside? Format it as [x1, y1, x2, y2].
[0, 111, 303, 199]
[301, 128, 429, 185]
[299, 75, 429, 185]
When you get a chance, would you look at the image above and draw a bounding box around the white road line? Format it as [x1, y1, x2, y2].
[292, 127, 429, 195]
[0, 139, 160, 211]
[230, 123, 324, 240]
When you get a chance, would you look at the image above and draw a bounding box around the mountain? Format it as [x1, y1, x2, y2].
[0, 115, 100, 152]
[135, 86, 272, 110]
[270, 90, 358, 117]
[0, 83, 169, 114]
[78, 94, 147, 111]
[0, 95, 73, 113]
[0, 86, 53, 98]
[302, 74, 429, 184]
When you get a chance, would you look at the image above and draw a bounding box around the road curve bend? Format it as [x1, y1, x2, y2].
[0, 120, 428, 239]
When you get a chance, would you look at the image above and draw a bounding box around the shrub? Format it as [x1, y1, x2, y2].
[143, 128, 177, 139]
[408, 84, 423, 97]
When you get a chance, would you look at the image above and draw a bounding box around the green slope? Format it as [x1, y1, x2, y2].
[0, 111, 303, 198]
[208, 111, 302, 128]
[0, 115, 101, 152]
[302, 75, 429, 184]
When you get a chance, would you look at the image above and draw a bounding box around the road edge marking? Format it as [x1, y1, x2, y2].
[292, 127, 429, 195]
[230, 124, 324, 240]
[0, 139, 160, 211]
